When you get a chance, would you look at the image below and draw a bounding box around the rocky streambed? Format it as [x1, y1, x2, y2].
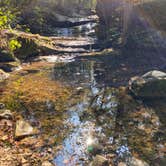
[0, 56, 166, 166]
[0, 1, 166, 165]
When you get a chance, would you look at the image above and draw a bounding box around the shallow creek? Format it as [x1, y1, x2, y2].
[51, 59, 166, 166]
[1, 1, 166, 165]
[1, 52, 166, 166]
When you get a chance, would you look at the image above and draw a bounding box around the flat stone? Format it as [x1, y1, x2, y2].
[15, 120, 39, 139]
[90, 155, 109, 166]
[0, 109, 13, 120]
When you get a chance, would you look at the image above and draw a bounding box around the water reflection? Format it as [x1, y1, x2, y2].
[54, 86, 119, 166]
[52, 60, 99, 88]
[52, 22, 97, 38]
[52, 1, 166, 165]
[53, 49, 166, 87]
[52, 53, 166, 166]
[53, 0, 166, 51]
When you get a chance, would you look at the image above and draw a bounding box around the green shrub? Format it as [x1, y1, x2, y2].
[9, 39, 21, 52]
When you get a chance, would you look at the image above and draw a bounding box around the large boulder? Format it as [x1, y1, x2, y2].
[15, 119, 39, 139]
[129, 70, 166, 98]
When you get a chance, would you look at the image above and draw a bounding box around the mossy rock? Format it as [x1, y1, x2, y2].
[15, 37, 55, 60]
[134, 80, 166, 98]
[15, 37, 40, 60]
[129, 70, 166, 99]
[5, 30, 56, 61]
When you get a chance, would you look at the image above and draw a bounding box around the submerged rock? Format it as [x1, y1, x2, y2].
[128, 157, 149, 166]
[129, 70, 166, 98]
[90, 155, 109, 166]
[15, 120, 39, 139]
[42, 161, 54, 166]
[0, 109, 13, 120]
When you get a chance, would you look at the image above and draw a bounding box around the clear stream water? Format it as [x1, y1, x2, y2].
[51, 3, 166, 164]
[2, 1, 165, 166]
[49, 1, 166, 165]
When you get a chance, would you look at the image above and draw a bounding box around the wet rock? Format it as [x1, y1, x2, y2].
[0, 103, 5, 109]
[0, 69, 9, 81]
[129, 70, 166, 98]
[90, 88, 118, 114]
[42, 161, 54, 166]
[0, 109, 13, 120]
[15, 120, 39, 139]
[0, 50, 15, 62]
[118, 162, 127, 166]
[128, 157, 149, 166]
[90, 155, 109, 166]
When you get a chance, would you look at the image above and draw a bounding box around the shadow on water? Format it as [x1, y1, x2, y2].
[54, 86, 119, 165]
[0, 1, 165, 165]
[52, 0, 166, 87]
[52, 51, 166, 165]
[52, 1, 166, 165]
[52, 56, 166, 165]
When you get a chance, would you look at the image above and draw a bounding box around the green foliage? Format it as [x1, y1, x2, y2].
[0, 0, 15, 29]
[0, 0, 35, 30]
[0, 7, 15, 29]
[9, 39, 21, 52]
